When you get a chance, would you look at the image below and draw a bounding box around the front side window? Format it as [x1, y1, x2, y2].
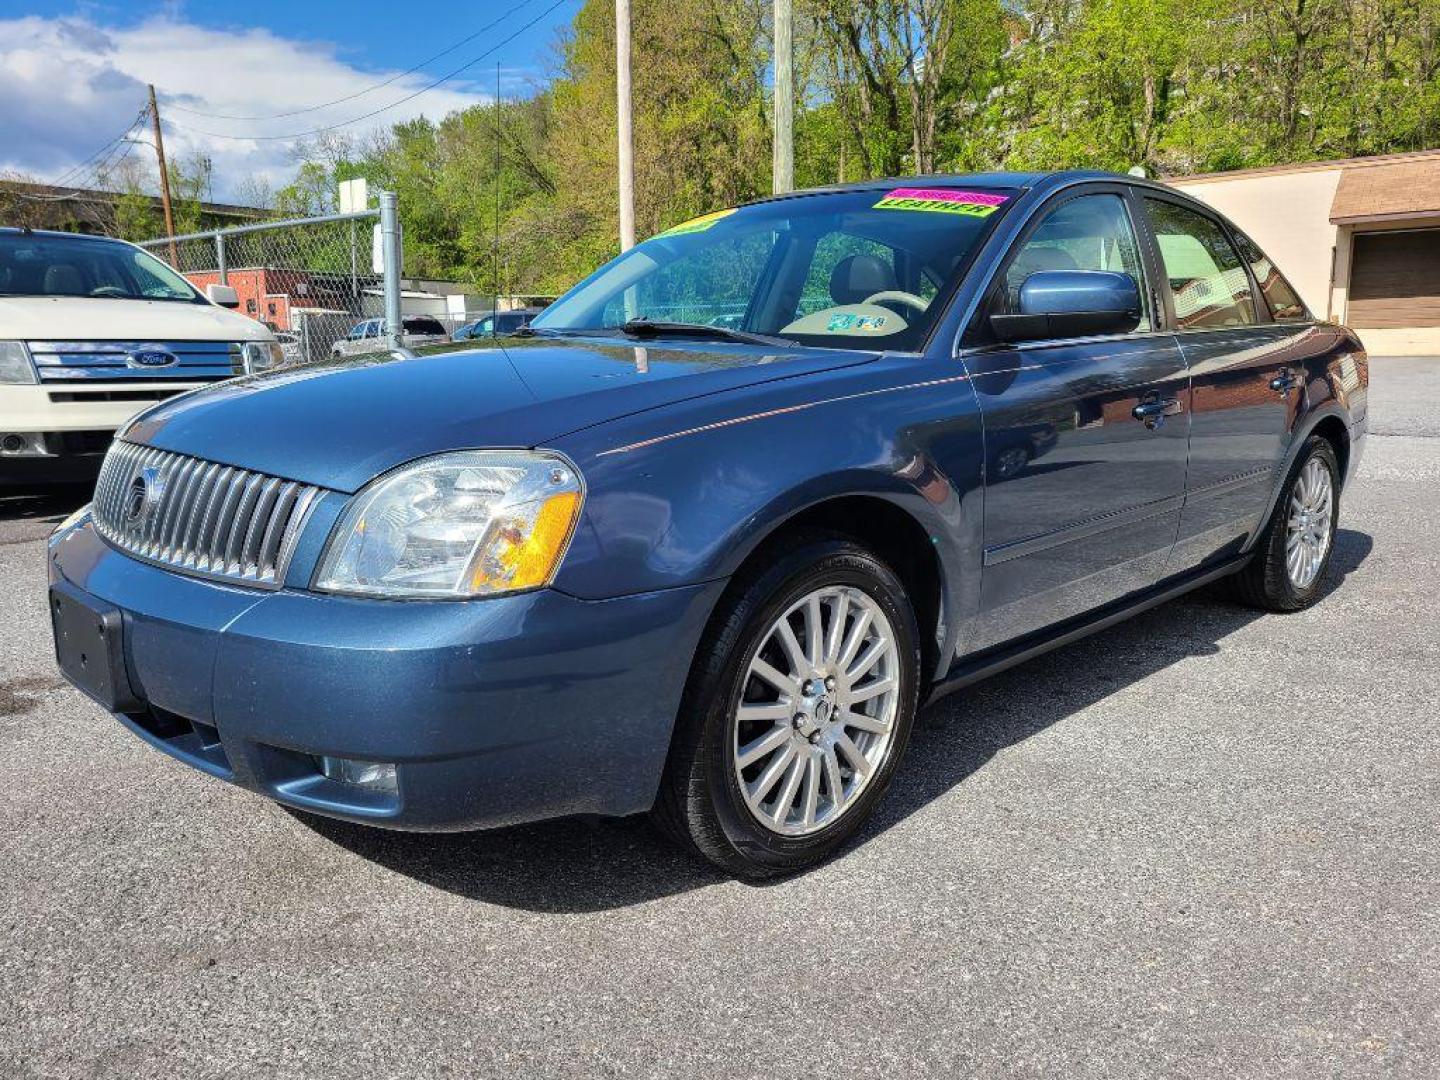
[1144, 199, 1257, 329]
[1002, 193, 1151, 332]
[1232, 231, 1308, 321]
[534, 186, 1016, 352]
[0, 233, 204, 303]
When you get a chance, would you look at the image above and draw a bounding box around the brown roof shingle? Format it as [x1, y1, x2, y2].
[1329, 158, 1440, 223]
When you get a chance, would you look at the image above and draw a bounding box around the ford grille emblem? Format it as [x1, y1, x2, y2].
[127, 346, 177, 369]
[125, 466, 165, 523]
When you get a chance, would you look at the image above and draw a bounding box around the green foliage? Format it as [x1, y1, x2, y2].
[272, 0, 1440, 295]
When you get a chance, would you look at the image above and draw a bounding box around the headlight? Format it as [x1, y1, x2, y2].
[0, 341, 38, 384]
[48, 502, 91, 547]
[314, 451, 585, 599]
[241, 340, 284, 373]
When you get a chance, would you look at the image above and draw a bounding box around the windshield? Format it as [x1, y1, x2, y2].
[532, 186, 1016, 351]
[0, 232, 204, 303]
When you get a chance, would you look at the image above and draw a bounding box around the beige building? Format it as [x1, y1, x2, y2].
[1167, 149, 1440, 355]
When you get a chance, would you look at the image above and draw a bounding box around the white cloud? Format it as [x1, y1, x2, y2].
[0, 14, 491, 202]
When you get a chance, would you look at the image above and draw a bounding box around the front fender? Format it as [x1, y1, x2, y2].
[550, 357, 985, 666]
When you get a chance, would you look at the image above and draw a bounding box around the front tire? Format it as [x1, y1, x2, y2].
[1232, 436, 1340, 611]
[655, 535, 921, 878]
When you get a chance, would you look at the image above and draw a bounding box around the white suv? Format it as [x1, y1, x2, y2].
[1, 228, 280, 488]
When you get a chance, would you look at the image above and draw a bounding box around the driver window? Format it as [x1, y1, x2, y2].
[1003, 194, 1151, 332]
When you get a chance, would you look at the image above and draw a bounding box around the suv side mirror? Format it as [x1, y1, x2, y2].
[206, 283, 240, 308]
[990, 270, 1141, 343]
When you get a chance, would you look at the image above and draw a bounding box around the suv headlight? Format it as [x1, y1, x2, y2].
[241, 340, 284, 373]
[0, 341, 38, 384]
[314, 451, 585, 599]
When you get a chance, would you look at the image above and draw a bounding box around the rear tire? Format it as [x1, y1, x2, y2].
[1231, 436, 1340, 612]
[654, 534, 921, 878]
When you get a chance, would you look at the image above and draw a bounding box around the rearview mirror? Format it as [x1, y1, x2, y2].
[990, 270, 1141, 343]
[206, 283, 240, 308]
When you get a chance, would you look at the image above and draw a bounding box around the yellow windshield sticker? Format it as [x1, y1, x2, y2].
[656, 207, 737, 238]
[874, 187, 1009, 216]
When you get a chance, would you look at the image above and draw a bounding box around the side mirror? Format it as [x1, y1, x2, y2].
[990, 270, 1141, 343]
[206, 283, 240, 308]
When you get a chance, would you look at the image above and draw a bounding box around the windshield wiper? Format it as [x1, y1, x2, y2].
[619, 318, 792, 348]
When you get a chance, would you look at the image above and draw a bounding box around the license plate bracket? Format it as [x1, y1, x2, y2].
[50, 581, 141, 713]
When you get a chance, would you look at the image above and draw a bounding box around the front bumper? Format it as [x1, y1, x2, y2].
[49, 518, 723, 831]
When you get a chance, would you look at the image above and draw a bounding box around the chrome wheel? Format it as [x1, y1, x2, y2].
[1286, 457, 1334, 589]
[732, 585, 900, 837]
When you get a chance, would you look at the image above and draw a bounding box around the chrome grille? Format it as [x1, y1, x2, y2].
[92, 441, 322, 588]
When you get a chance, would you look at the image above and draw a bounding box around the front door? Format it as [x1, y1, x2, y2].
[1140, 197, 1310, 571]
[964, 189, 1191, 652]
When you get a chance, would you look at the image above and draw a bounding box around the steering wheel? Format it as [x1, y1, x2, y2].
[863, 290, 929, 313]
[89, 286, 128, 298]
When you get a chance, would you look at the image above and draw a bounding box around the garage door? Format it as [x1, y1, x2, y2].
[1348, 229, 1440, 328]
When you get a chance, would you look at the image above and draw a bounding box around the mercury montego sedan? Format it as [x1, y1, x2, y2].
[48, 172, 1368, 877]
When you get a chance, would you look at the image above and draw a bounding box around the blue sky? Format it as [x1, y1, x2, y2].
[0, 0, 581, 198]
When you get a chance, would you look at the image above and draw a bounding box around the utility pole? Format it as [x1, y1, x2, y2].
[493, 61, 502, 336]
[147, 84, 178, 266]
[616, 0, 636, 251]
[380, 190, 403, 349]
[772, 0, 794, 194]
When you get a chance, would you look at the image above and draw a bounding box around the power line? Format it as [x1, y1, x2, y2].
[46, 107, 149, 190]
[164, 0, 569, 143]
[165, 0, 544, 122]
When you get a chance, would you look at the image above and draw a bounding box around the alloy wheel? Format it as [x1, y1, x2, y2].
[1286, 456, 1334, 589]
[731, 585, 900, 837]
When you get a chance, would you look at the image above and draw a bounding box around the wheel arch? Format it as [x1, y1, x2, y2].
[1246, 403, 1353, 556]
[714, 487, 953, 691]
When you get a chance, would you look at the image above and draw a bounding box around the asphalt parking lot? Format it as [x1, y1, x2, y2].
[2, 358, 1437, 1079]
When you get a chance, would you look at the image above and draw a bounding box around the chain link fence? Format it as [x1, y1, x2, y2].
[140, 209, 393, 365]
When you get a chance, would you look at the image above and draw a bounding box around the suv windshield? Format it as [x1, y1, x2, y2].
[532, 186, 1016, 352]
[0, 232, 204, 303]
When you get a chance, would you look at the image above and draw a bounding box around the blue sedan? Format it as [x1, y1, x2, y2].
[48, 172, 1368, 876]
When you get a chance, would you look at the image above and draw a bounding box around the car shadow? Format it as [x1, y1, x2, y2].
[0, 486, 91, 524]
[288, 529, 1371, 913]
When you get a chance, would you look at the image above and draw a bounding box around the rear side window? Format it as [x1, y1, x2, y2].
[1232, 232, 1309, 321]
[1144, 199, 1257, 329]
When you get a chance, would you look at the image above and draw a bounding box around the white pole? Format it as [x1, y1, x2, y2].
[616, 0, 636, 251]
[380, 190, 403, 349]
[772, 0, 793, 194]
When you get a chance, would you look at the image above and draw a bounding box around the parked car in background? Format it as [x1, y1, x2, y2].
[331, 316, 449, 357]
[49, 172, 1367, 877]
[273, 332, 302, 365]
[1, 228, 280, 488]
[452, 308, 544, 341]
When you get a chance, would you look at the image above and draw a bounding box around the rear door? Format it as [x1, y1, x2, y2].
[964, 185, 1191, 652]
[1139, 195, 1321, 571]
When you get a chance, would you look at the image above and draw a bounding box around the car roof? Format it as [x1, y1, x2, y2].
[746, 170, 1147, 206]
[0, 226, 134, 244]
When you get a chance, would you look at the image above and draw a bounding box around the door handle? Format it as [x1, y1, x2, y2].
[1270, 370, 1299, 395]
[1132, 397, 1184, 430]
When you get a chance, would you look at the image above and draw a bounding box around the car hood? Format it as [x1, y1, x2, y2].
[123, 336, 878, 492]
[0, 296, 272, 342]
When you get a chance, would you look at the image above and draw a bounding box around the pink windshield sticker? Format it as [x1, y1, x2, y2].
[874, 188, 1010, 216]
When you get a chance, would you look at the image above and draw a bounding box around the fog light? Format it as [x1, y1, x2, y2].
[316, 755, 398, 794]
[1, 433, 49, 457]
